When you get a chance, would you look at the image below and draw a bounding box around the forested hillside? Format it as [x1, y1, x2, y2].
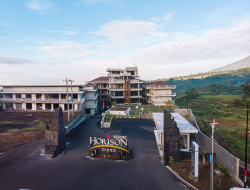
[157, 67, 250, 96]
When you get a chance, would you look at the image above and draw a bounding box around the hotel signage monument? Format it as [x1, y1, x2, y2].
[88, 135, 132, 160]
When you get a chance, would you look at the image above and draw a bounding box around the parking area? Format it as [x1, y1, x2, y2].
[0, 116, 187, 190]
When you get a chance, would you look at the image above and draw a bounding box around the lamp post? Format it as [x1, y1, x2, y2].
[244, 102, 249, 188]
[69, 79, 74, 119]
[63, 78, 70, 122]
[210, 117, 217, 190]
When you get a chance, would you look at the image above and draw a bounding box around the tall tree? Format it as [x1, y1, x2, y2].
[245, 79, 249, 85]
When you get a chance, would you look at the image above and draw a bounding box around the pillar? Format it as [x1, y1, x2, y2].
[59, 103, 64, 111]
[42, 94, 45, 101]
[3, 102, 6, 110]
[74, 104, 78, 111]
[42, 103, 45, 110]
[32, 94, 36, 101]
[21, 94, 26, 99]
[78, 94, 80, 101]
[13, 94, 16, 100]
[13, 103, 16, 110]
[22, 103, 26, 110]
[59, 94, 61, 101]
[32, 103, 36, 110]
[51, 103, 54, 111]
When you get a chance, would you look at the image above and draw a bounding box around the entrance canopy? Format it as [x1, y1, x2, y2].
[152, 113, 198, 134]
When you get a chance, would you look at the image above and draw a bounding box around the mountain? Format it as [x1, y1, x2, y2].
[210, 55, 250, 72]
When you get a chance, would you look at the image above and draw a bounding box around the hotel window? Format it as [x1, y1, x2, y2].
[180, 135, 188, 149]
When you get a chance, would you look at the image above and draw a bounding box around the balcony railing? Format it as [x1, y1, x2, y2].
[146, 93, 176, 96]
[146, 85, 176, 89]
[0, 98, 84, 103]
[108, 79, 125, 83]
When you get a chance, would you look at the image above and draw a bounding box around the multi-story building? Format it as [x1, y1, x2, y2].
[88, 67, 143, 109]
[142, 81, 176, 105]
[86, 77, 109, 111]
[82, 84, 99, 115]
[0, 85, 86, 111]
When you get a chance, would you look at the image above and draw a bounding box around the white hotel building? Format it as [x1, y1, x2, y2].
[0, 85, 98, 116]
[0, 67, 176, 114]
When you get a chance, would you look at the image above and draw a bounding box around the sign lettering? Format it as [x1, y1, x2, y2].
[90, 137, 127, 146]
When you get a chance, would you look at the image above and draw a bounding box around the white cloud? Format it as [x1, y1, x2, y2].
[91, 18, 166, 46]
[59, 31, 78, 36]
[0, 22, 9, 26]
[132, 16, 250, 65]
[151, 13, 176, 22]
[42, 29, 57, 33]
[75, 0, 123, 6]
[26, 0, 56, 13]
[0, 56, 33, 64]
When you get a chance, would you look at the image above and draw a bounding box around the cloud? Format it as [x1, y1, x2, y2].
[74, 0, 123, 6]
[42, 29, 57, 33]
[132, 17, 250, 65]
[42, 29, 78, 36]
[26, 0, 56, 13]
[59, 31, 78, 36]
[0, 22, 9, 26]
[150, 13, 176, 22]
[91, 18, 166, 46]
[0, 56, 33, 64]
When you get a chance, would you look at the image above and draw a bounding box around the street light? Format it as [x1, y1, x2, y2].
[210, 117, 217, 190]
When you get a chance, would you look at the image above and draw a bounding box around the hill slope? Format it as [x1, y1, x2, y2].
[210, 55, 250, 72]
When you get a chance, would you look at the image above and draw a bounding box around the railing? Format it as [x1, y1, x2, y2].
[0, 98, 83, 102]
[108, 79, 125, 83]
[130, 79, 140, 82]
[176, 109, 241, 182]
[146, 85, 176, 89]
[85, 94, 98, 99]
[146, 93, 176, 96]
[85, 103, 98, 108]
[65, 111, 86, 134]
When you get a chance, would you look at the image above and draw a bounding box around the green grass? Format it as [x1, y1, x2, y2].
[176, 94, 250, 160]
[198, 95, 241, 100]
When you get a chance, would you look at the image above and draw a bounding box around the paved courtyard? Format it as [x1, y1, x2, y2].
[0, 116, 187, 190]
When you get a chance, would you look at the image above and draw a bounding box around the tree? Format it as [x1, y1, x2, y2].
[242, 85, 250, 98]
[245, 79, 249, 85]
[187, 88, 198, 99]
[228, 80, 233, 86]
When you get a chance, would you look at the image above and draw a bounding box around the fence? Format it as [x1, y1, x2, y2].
[178, 109, 241, 181]
[65, 111, 86, 134]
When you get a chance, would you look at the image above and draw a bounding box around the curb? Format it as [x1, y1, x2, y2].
[166, 165, 199, 190]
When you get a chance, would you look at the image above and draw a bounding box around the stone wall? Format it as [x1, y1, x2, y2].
[164, 109, 181, 163]
[45, 107, 66, 157]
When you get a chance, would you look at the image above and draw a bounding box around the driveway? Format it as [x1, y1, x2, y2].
[0, 116, 187, 190]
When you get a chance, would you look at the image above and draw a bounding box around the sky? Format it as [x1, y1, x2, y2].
[0, 0, 250, 85]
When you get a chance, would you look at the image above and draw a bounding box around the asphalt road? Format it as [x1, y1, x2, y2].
[0, 116, 187, 190]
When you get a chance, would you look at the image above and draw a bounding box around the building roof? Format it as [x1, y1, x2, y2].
[152, 112, 198, 133]
[90, 76, 109, 82]
[149, 81, 173, 86]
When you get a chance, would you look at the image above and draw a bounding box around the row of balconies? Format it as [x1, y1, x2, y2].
[108, 79, 142, 83]
[145, 85, 176, 89]
[107, 94, 142, 99]
[146, 93, 176, 97]
[0, 97, 86, 103]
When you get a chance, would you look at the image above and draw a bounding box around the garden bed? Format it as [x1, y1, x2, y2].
[169, 160, 241, 189]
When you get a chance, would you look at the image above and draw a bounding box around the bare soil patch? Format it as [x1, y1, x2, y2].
[222, 99, 233, 102]
[169, 160, 241, 189]
[0, 131, 44, 153]
[216, 120, 245, 128]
